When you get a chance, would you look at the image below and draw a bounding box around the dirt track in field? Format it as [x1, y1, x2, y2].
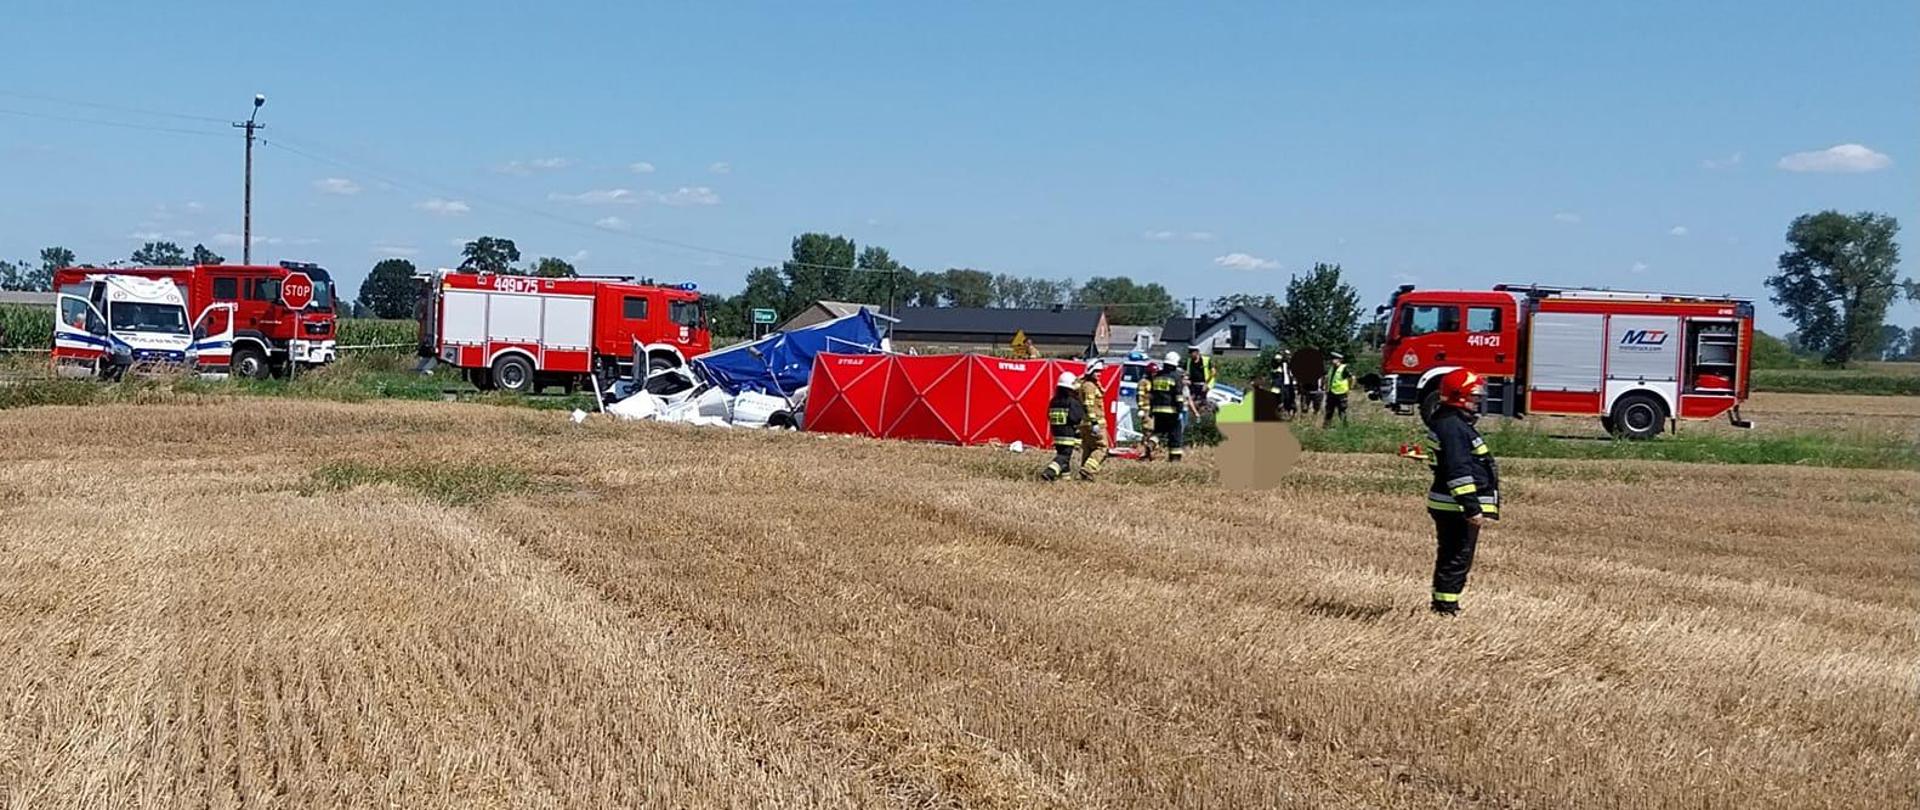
[0, 399, 1914, 808]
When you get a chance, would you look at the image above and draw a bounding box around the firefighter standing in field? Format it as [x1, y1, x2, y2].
[1148, 350, 1196, 461]
[1075, 359, 1108, 479]
[1322, 351, 1353, 428]
[1423, 368, 1500, 615]
[1042, 372, 1086, 481]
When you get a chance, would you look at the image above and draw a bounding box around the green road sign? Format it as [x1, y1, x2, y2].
[751, 308, 778, 324]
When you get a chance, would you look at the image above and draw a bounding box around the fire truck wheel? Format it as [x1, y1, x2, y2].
[1609, 393, 1666, 440]
[492, 355, 535, 395]
[232, 346, 270, 380]
[468, 369, 496, 391]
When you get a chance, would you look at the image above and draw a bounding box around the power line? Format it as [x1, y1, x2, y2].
[0, 89, 231, 123]
[0, 106, 231, 139]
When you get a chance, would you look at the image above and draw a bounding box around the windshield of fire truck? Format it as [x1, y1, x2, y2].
[670, 299, 702, 328]
[309, 279, 334, 310]
[109, 302, 189, 334]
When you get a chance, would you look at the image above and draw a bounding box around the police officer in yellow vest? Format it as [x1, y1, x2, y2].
[1148, 350, 1195, 461]
[1042, 371, 1086, 481]
[1075, 359, 1108, 479]
[1322, 351, 1353, 428]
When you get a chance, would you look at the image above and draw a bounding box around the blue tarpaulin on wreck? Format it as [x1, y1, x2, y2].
[690, 309, 884, 396]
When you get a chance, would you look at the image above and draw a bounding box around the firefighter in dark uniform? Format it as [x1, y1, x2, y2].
[1423, 368, 1500, 615]
[1148, 350, 1194, 461]
[1042, 372, 1085, 481]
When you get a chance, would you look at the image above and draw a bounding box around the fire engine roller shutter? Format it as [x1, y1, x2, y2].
[543, 295, 593, 349]
[1606, 315, 1681, 382]
[489, 294, 542, 342]
[1528, 312, 1605, 392]
[442, 291, 487, 344]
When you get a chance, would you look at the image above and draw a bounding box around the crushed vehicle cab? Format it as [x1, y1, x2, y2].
[52, 273, 235, 379]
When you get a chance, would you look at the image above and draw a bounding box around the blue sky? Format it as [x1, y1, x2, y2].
[3, 1, 1915, 332]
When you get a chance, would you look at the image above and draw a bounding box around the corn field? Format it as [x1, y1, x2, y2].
[0, 397, 1912, 808]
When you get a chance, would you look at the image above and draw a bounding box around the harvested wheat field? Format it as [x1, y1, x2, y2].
[0, 398, 1914, 808]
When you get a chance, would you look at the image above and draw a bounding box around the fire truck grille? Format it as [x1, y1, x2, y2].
[304, 321, 332, 336]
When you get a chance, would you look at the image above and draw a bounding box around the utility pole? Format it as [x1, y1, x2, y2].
[233, 94, 266, 264]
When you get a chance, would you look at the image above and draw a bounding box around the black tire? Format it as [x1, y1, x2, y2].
[492, 354, 535, 395]
[233, 345, 270, 380]
[468, 368, 496, 391]
[647, 356, 674, 375]
[1418, 386, 1443, 425]
[1609, 393, 1666, 440]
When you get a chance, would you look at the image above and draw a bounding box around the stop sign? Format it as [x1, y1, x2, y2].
[281, 272, 314, 310]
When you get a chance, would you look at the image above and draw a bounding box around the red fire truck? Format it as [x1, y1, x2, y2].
[54, 261, 339, 378]
[1370, 284, 1756, 438]
[415, 269, 710, 394]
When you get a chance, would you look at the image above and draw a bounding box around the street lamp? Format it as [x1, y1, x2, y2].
[234, 94, 266, 265]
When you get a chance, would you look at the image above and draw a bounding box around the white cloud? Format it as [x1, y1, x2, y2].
[707, 162, 731, 174]
[415, 198, 471, 216]
[554, 186, 720, 207]
[1630, 261, 1649, 275]
[1143, 229, 1217, 242]
[1669, 226, 1689, 237]
[494, 157, 572, 176]
[594, 216, 631, 231]
[655, 186, 720, 206]
[373, 244, 420, 257]
[1777, 143, 1891, 173]
[1213, 252, 1279, 271]
[128, 230, 165, 240]
[1700, 152, 1743, 170]
[1552, 212, 1581, 224]
[314, 177, 361, 195]
[184, 201, 205, 213]
[550, 188, 638, 205]
[628, 161, 656, 174]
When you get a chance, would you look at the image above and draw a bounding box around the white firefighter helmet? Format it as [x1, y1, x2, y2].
[1164, 350, 1180, 365]
[1083, 358, 1105, 376]
[1057, 371, 1077, 389]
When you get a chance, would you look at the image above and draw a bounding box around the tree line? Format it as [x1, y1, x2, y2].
[0, 241, 233, 292]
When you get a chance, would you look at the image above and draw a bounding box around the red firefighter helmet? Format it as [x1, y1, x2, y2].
[1437, 368, 1486, 409]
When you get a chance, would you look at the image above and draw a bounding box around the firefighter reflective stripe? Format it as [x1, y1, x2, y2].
[1450, 482, 1478, 496]
[1432, 591, 1460, 603]
[1446, 475, 1475, 490]
[1472, 437, 1490, 455]
[1054, 436, 1080, 447]
[1149, 374, 1180, 413]
[1428, 494, 1500, 514]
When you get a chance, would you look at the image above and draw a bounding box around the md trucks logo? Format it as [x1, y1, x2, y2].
[1619, 329, 1669, 351]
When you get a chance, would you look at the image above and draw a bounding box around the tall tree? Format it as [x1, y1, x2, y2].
[1874, 324, 1910, 361]
[781, 233, 858, 311]
[39, 246, 75, 275]
[1278, 262, 1362, 353]
[934, 268, 995, 308]
[1074, 276, 1180, 323]
[532, 257, 578, 278]
[1907, 326, 1920, 361]
[130, 241, 190, 266]
[1209, 293, 1282, 318]
[1767, 211, 1913, 365]
[190, 244, 225, 265]
[357, 258, 419, 319]
[993, 274, 1075, 308]
[847, 245, 908, 310]
[459, 236, 521, 274]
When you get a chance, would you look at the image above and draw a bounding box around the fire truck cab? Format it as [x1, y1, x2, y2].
[1374, 284, 1755, 438]
[416, 269, 710, 394]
